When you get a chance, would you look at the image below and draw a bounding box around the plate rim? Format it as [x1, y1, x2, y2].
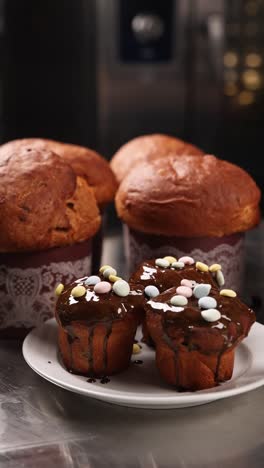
[22, 319, 264, 407]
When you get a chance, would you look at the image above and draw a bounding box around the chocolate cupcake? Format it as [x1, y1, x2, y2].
[116, 154, 261, 290]
[145, 280, 255, 391]
[0, 146, 101, 337]
[55, 270, 144, 376]
[111, 133, 203, 185]
[130, 255, 222, 344]
[0, 138, 118, 272]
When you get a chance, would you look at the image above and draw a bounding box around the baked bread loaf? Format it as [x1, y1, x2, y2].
[116, 154, 261, 237]
[111, 134, 203, 184]
[0, 138, 117, 207]
[144, 269, 255, 390]
[0, 146, 101, 251]
[55, 272, 144, 376]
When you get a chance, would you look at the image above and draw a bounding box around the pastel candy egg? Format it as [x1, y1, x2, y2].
[170, 295, 188, 306]
[220, 289, 237, 298]
[171, 261, 184, 269]
[113, 280, 130, 297]
[155, 258, 170, 269]
[176, 286, 192, 298]
[178, 256, 195, 265]
[133, 343, 141, 354]
[71, 285, 86, 298]
[201, 309, 221, 322]
[163, 256, 177, 265]
[109, 275, 122, 283]
[209, 263, 221, 272]
[196, 261, 209, 272]
[103, 267, 117, 279]
[94, 281, 112, 294]
[55, 283, 64, 296]
[198, 296, 217, 309]
[99, 265, 112, 274]
[181, 279, 193, 288]
[85, 275, 101, 286]
[145, 285, 160, 298]
[216, 270, 225, 287]
[193, 283, 211, 299]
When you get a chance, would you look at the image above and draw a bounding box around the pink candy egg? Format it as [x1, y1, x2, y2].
[181, 279, 193, 288]
[94, 281, 112, 294]
[178, 256, 195, 265]
[176, 286, 193, 298]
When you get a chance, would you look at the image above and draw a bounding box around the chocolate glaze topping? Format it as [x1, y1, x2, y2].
[145, 285, 255, 353]
[56, 276, 144, 327]
[130, 259, 218, 292]
[56, 276, 145, 376]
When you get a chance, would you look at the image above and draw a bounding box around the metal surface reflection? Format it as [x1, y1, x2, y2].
[0, 225, 264, 467]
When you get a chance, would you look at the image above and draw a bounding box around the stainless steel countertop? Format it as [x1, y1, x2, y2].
[1, 225, 264, 468]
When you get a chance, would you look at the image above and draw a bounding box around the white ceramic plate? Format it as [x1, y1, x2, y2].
[22, 319, 264, 409]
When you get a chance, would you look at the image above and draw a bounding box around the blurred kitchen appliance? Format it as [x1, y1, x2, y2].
[96, 0, 264, 200]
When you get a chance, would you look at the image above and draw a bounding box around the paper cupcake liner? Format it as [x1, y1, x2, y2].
[124, 225, 245, 292]
[0, 240, 92, 337]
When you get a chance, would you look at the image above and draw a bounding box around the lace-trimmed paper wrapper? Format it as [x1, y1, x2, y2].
[124, 225, 245, 292]
[0, 240, 92, 336]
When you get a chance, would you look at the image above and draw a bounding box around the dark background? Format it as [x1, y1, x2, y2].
[0, 0, 263, 206]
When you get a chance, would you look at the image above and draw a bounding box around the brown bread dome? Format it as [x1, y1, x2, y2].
[0, 146, 101, 252]
[116, 154, 261, 238]
[110, 134, 204, 184]
[0, 138, 117, 207]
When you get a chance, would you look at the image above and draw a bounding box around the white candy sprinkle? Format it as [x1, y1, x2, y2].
[170, 295, 188, 306]
[147, 300, 184, 313]
[85, 275, 101, 286]
[144, 285, 160, 298]
[216, 270, 225, 287]
[198, 296, 217, 309]
[113, 280, 130, 297]
[171, 261, 185, 269]
[213, 323, 224, 329]
[201, 309, 221, 322]
[193, 283, 211, 299]
[155, 258, 170, 269]
[103, 267, 117, 279]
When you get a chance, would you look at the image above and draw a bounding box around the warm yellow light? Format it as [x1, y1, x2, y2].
[238, 91, 255, 105]
[245, 53, 262, 67]
[242, 69, 262, 90]
[224, 83, 238, 96]
[224, 52, 238, 68]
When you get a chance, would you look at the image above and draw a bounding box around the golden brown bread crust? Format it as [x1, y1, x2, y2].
[0, 147, 101, 251]
[0, 138, 117, 206]
[116, 154, 261, 237]
[110, 134, 204, 184]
